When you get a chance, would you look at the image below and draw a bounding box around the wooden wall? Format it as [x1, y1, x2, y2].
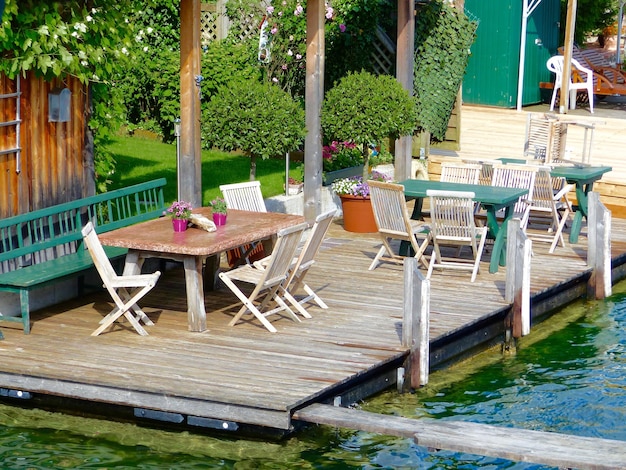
[0, 72, 91, 219]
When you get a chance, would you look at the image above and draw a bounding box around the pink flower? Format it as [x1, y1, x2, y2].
[325, 6, 334, 19]
[295, 54, 302, 60]
[294, 4, 304, 16]
[282, 64, 288, 70]
[339, 23, 346, 33]
[266, 6, 274, 14]
[271, 26, 278, 34]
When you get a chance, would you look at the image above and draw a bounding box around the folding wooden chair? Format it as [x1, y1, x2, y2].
[440, 162, 482, 184]
[81, 222, 161, 336]
[490, 163, 539, 231]
[219, 181, 267, 266]
[525, 167, 573, 253]
[276, 209, 336, 317]
[426, 190, 488, 283]
[368, 180, 430, 271]
[219, 222, 308, 333]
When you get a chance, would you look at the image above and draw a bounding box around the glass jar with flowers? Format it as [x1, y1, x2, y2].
[166, 200, 193, 232]
[209, 197, 228, 226]
[331, 171, 392, 233]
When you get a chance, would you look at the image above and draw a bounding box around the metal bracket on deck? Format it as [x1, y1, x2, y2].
[133, 408, 184, 423]
[0, 388, 31, 399]
[333, 396, 342, 407]
[188, 416, 238, 431]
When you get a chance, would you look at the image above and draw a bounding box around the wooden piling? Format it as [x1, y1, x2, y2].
[505, 218, 531, 341]
[588, 191, 612, 299]
[403, 257, 430, 389]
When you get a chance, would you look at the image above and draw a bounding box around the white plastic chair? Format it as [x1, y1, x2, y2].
[219, 222, 308, 333]
[547, 55, 594, 113]
[81, 222, 161, 336]
[426, 190, 488, 283]
[368, 180, 430, 271]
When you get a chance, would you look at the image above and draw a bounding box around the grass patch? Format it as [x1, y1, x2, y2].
[106, 135, 292, 204]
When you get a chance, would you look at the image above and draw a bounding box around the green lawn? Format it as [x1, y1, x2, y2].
[106, 135, 294, 205]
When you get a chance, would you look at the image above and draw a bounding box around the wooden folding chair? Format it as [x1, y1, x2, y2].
[440, 162, 482, 184]
[219, 222, 308, 333]
[525, 167, 573, 253]
[368, 180, 430, 271]
[219, 181, 267, 266]
[490, 163, 539, 231]
[81, 222, 161, 336]
[426, 190, 488, 283]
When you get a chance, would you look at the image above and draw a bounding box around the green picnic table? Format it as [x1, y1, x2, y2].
[400, 179, 528, 274]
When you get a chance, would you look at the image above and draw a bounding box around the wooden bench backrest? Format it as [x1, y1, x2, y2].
[0, 179, 166, 270]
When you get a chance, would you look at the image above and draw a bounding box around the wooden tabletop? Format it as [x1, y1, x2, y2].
[98, 208, 305, 257]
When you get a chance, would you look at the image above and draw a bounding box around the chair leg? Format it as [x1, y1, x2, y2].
[280, 287, 313, 318]
[368, 245, 387, 271]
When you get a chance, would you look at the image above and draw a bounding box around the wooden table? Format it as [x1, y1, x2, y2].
[400, 179, 528, 274]
[99, 208, 305, 332]
[549, 165, 612, 243]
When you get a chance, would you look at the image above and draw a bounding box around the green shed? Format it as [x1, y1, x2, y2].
[462, 0, 560, 108]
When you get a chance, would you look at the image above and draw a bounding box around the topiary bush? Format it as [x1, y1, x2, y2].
[201, 79, 306, 180]
[321, 70, 418, 179]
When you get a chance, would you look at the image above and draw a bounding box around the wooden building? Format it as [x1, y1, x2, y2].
[0, 72, 91, 219]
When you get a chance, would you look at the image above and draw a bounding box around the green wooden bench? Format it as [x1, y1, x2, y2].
[0, 178, 168, 334]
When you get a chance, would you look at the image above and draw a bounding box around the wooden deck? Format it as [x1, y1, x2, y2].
[0, 211, 625, 436]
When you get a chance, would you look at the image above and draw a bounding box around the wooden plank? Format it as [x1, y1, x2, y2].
[294, 403, 626, 470]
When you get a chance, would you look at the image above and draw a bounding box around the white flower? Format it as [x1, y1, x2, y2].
[121, 47, 128, 55]
[71, 31, 79, 38]
[86, 15, 93, 22]
[78, 50, 87, 59]
[135, 34, 143, 42]
[143, 46, 149, 52]
[146, 27, 153, 34]
[81, 60, 89, 66]
[74, 22, 87, 33]
[287, 49, 293, 56]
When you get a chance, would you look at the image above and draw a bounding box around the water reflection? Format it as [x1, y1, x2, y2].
[1, 282, 626, 468]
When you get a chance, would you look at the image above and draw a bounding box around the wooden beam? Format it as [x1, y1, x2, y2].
[394, 0, 415, 181]
[403, 257, 430, 389]
[303, 0, 325, 222]
[180, 0, 202, 208]
[560, 0, 577, 114]
[294, 404, 626, 470]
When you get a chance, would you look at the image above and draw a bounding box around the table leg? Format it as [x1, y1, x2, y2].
[400, 197, 423, 256]
[183, 255, 207, 332]
[569, 183, 591, 244]
[486, 207, 507, 274]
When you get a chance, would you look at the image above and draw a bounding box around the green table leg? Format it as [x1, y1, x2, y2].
[486, 208, 506, 274]
[569, 183, 590, 244]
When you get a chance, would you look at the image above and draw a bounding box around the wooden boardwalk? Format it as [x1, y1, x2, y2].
[0, 212, 625, 437]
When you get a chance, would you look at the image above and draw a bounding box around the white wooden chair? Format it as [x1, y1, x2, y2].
[81, 221, 161, 336]
[524, 166, 574, 253]
[490, 163, 539, 231]
[368, 180, 430, 271]
[219, 181, 267, 212]
[219, 222, 308, 333]
[276, 209, 336, 317]
[440, 162, 482, 184]
[426, 190, 488, 283]
[219, 181, 267, 266]
[523, 113, 568, 163]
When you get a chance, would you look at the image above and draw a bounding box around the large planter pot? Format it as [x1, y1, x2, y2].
[340, 195, 378, 233]
[323, 165, 364, 186]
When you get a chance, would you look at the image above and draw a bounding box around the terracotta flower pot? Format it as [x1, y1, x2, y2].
[340, 195, 378, 233]
[172, 219, 188, 232]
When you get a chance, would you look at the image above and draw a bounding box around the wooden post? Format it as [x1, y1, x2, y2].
[394, 0, 415, 182]
[180, 0, 203, 208]
[560, 0, 577, 113]
[303, 0, 325, 222]
[403, 257, 429, 389]
[505, 219, 531, 341]
[587, 191, 612, 299]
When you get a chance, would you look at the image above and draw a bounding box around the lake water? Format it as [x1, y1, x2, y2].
[2, 280, 626, 469]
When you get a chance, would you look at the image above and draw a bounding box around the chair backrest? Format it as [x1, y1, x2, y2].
[572, 45, 621, 83]
[81, 221, 118, 283]
[491, 163, 539, 214]
[219, 181, 267, 212]
[523, 113, 567, 163]
[547, 55, 595, 88]
[440, 162, 481, 184]
[286, 210, 336, 285]
[260, 222, 308, 288]
[531, 166, 558, 210]
[427, 190, 477, 241]
[368, 180, 413, 237]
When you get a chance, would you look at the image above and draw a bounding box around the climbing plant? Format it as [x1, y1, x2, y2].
[414, 0, 477, 142]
